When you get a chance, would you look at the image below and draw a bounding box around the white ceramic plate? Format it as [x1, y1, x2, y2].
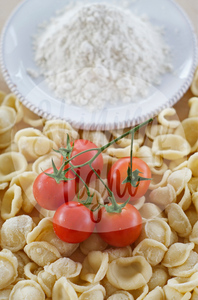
[1, 0, 197, 130]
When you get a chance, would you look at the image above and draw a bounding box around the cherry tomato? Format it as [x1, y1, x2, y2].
[33, 167, 76, 210]
[70, 139, 103, 184]
[96, 203, 142, 247]
[108, 157, 151, 201]
[53, 201, 95, 243]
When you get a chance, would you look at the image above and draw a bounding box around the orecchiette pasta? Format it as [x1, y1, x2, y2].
[188, 97, 198, 117]
[24, 262, 42, 281]
[148, 265, 169, 291]
[0, 249, 18, 289]
[0, 152, 27, 182]
[37, 270, 56, 298]
[162, 242, 194, 268]
[80, 233, 108, 255]
[157, 107, 180, 129]
[0, 106, 16, 134]
[24, 241, 61, 267]
[133, 239, 167, 266]
[32, 151, 62, 174]
[168, 250, 198, 277]
[167, 272, 198, 293]
[149, 183, 176, 207]
[104, 246, 132, 263]
[143, 286, 164, 300]
[0, 215, 34, 252]
[78, 284, 106, 300]
[10, 172, 38, 213]
[152, 134, 191, 160]
[106, 256, 152, 290]
[52, 277, 78, 300]
[9, 280, 45, 300]
[44, 257, 82, 280]
[80, 251, 109, 283]
[163, 285, 191, 300]
[1, 184, 23, 220]
[107, 291, 134, 300]
[2, 93, 23, 123]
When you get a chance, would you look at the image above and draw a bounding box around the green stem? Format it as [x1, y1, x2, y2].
[89, 165, 121, 212]
[130, 130, 134, 174]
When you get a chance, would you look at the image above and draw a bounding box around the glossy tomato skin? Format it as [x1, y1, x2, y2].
[33, 167, 76, 210]
[96, 203, 142, 247]
[53, 201, 95, 243]
[70, 139, 103, 184]
[108, 157, 151, 201]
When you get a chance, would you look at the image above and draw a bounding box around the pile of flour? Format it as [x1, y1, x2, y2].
[32, 3, 172, 111]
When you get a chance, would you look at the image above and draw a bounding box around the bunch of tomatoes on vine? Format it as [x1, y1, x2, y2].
[33, 119, 152, 247]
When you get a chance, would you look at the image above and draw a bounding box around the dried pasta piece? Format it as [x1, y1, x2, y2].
[0, 152, 27, 182]
[26, 217, 79, 257]
[52, 277, 78, 300]
[149, 169, 172, 190]
[107, 143, 139, 158]
[44, 257, 82, 280]
[14, 127, 44, 143]
[165, 203, 192, 237]
[101, 277, 119, 298]
[148, 265, 169, 291]
[24, 241, 61, 267]
[0, 249, 18, 289]
[167, 272, 198, 293]
[162, 242, 194, 268]
[80, 251, 109, 283]
[136, 146, 162, 168]
[192, 287, 198, 300]
[9, 280, 45, 300]
[189, 220, 198, 244]
[106, 256, 152, 290]
[149, 184, 176, 207]
[130, 284, 149, 300]
[131, 196, 145, 210]
[187, 152, 198, 177]
[43, 120, 79, 147]
[1, 215, 34, 252]
[152, 134, 191, 160]
[39, 208, 56, 219]
[133, 239, 167, 266]
[79, 284, 106, 300]
[107, 291, 134, 300]
[104, 246, 132, 263]
[158, 107, 180, 129]
[163, 285, 191, 300]
[80, 233, 108, 255]
[191, 66, 198, 95]
[139, 203, 165, 220]
[167, 168, 192, 196]
[177, 184, 191, 211]
[10, 172, 37, 213]
[0, 106, 16, 134]
[13, 251, 30, 279]
[82, 131, 109, 148]
[0, 129, 13, 149]
[37, 270, 56, 298]
[24, 262, 42, 281]
[17, 136, 57, 161]
[110, 129, 143, 148]
[188, 97, 198, 117]
[2, 93, 23, 123]
[1, 184, 23, 220]
[32, 151, 62, 174]
[23, 106, 45, 127]
[67, 278, 97, 294]
[169, 158, 188, 171]
[145, 124, 174, 140]
[179, 118, 198, 152]
[143, 286, 164, 300]
[0, 182, 8, 190]
[168, 251, 198, 277]
[185, 206, 198, 227]
[188, 177, 198, 194]
[138, 219, 172, 247]
[150, 162, 168, 175]
[0, 288, 12, 300]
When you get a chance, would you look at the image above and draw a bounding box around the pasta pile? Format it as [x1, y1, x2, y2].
[0, 71, 198, 300]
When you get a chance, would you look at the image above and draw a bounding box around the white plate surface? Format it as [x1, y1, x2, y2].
[1, 0, 197, 130]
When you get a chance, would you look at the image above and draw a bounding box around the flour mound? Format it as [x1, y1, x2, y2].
[33, 3, 172, 111]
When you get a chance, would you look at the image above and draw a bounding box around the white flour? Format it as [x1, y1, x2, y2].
[32, 3, 172, 111]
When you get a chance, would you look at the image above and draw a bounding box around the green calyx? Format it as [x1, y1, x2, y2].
[122, 167, 151, 187]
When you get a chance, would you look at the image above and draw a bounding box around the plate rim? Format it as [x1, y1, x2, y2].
[0, 0, 198, 130]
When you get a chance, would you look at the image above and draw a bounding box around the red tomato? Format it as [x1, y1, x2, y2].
[53, 201, 95, 243]
[108, 157, 151, 201]
[33, 167, 76, 210]
[69, 139, 103, 184]
[96, 203, 142, 247]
